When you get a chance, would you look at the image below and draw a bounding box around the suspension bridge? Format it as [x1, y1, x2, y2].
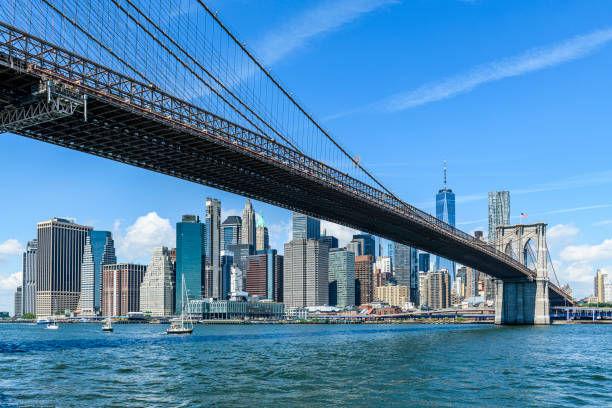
[0, 1, 573, 323]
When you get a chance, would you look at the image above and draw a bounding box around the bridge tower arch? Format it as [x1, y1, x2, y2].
[494, 223, 550, 325]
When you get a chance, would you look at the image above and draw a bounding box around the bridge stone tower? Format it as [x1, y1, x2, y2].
[494, 223, 550, 325]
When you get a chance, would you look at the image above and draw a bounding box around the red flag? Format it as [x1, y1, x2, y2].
[520, 213, 527, 218]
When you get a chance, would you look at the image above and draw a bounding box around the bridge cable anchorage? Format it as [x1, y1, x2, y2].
[195, 0, 403, 203]
[39, 0, 154, 88]
[114, 0, 301, 153]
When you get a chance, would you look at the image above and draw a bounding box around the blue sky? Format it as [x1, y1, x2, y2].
[2, 0, 612, 312]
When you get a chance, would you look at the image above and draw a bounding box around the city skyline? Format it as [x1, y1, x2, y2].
[3, 1, 612, 312]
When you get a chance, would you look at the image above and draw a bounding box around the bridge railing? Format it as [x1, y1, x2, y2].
[0, 21, 540, 283]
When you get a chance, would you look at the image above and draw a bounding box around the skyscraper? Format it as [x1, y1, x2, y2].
[140, 247, 175, 316]
[435, 162, 456, 281]
[319, 234, 339, 250]
[355, 254, 375, 305]
[255, 214, 269, 251]
[80, 231, 116, 315]
[394, 243, 411, 286]
[328, 248, 355, 308]
[350, 234, 375, 257]
[206, 198, 222, 299]
[292, 212, 320, 240]
[101, 263, 146, 317]
[22, 239, 37, 316]
[176, 215, 205, 312]
[220, 251, 233, 300]
[227, 243, 254, 290]
[36, 218, 92, 316]
[221, 215, 241, 251]
[418, 252, 430, 272]
[246, 252, 267, 297]
[594, 269, 609, 303]
[241, 199, 256, 246]
[423, 269, 451, 310]
[283, 239, 328, 307]
[14, 286, 22, 317]
[245, 249, 283, 300]
[488, 191, 510, 243]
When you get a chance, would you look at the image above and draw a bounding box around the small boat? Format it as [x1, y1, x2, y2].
[36, 317, 50, 325]
[167, 275, 193, 335]
[46, 318, 59, 330]
[102, 317, 113, 332]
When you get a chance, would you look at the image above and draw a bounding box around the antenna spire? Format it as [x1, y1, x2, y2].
[443, 160, 447, 190]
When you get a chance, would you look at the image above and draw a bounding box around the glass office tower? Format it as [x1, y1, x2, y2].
[176, 215, 206, 313]
[435, 162, 456, 280]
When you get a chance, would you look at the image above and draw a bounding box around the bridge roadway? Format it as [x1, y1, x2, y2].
[0, 23, 571, 305]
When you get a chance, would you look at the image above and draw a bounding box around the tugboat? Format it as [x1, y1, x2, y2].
[167, 275, 193, 335]
[102, 316, 113, 332]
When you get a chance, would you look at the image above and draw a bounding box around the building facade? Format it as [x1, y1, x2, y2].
[350, 234, 375, 257]
[36, 218, 92, 316]
[80, 231, 116, 315]
[423, 269, 451, 310]
[292, 212, 320, 240]
[394, 243, 419, 303]
[241, 199, 256, 246]
[206, 198, 222, 299]
[488, 191, 510, 244]
[227, 243, 253, 291]
[355, 254, 374, 305]
[140, 246, 175, 316]
[187, 299, 284, 320]
[594, 269, 609, 303]
[418, 252, 430, 273]
[376, 285, 410, 308]
[319, 234, 339, 250]
[176, 215, 205, 313]
[22, 239, 37, 316]
[221, 215, 241, 251]
[283, 239, 328, 307]
[246, 252, 268, 298]
[101, 263, 147, 317]
[220, 251, 233, 300]
[328, 248, 355, 308]
[255, 226, 269, 252]
[14, 286, 22, 317]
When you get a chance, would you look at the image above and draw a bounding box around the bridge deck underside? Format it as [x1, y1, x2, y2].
[0, 66, 568, 306]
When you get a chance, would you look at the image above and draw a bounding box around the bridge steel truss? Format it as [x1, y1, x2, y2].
[0, 22, 571, 305]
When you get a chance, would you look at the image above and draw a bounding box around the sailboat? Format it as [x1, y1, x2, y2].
[167, 275, 193, 335]
[102, 316, 113, 332]
[46, 317, 59, 330]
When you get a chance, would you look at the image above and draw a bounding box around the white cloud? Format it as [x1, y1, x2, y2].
[0, 272, 21, 290]
[268, 220, 292, 253]
[320, 220, 359, 247]
[560, 238, 612, 262]
[381, 26, 612, 111]
[594, 219, 612, 226]
[223, 208, 241, 218]
[0, 239, 22, 260]
[557, 261, 595, 284]
[328, 26, 612, 120]
[114, 212, 175, 262]
[547, 224, 579, 249]
[254, 0, 397, 65]
[544, 204, 612, 215]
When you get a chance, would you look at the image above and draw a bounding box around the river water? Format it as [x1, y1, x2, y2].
[0, 323, 610, 407]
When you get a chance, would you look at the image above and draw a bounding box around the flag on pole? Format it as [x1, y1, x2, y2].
[520, 213, 528, 218]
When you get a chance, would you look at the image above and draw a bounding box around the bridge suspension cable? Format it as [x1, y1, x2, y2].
[193, 0, 401, 201]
